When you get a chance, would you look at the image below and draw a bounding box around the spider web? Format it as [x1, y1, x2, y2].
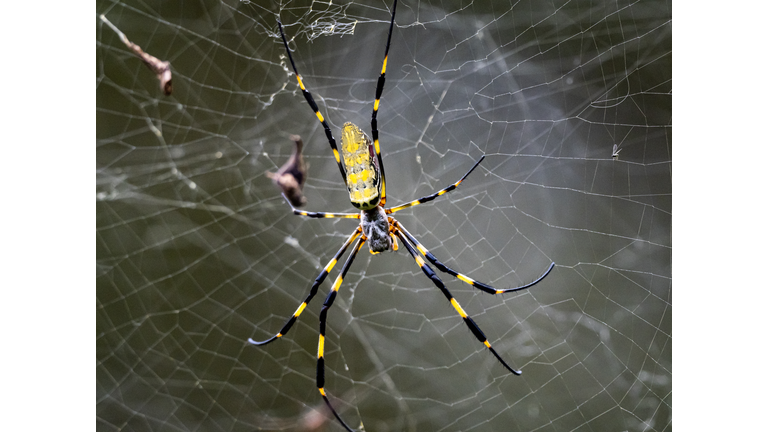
[96, 0, 671, 431]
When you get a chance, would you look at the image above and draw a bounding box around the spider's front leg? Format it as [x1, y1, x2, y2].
[316, 236, 366, 432]
[393, 220, 554, 294]
[393, 229, 524, 375]
[247, 227, 362, 346]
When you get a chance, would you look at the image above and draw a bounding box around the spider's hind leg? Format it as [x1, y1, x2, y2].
[277, 20, 348, 184]
[369, 0, 398, 206]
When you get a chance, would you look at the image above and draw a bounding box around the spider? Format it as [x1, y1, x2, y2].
[249, 1, 555, 430]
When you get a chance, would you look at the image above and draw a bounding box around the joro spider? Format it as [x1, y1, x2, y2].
[249, 1, 555, 430]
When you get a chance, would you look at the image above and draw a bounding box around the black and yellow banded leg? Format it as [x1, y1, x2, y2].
[280, 193, 360, 219]
[370, 0, 398, 206]
[292, 208, 360, 220]
[317, 237, 365, 432]
[247, 228, 362, 346]
[387, 155, 485, 215]
[395, 230, 523, 375]
[277, 20, 348, 184]
[394, 220, 555, 294]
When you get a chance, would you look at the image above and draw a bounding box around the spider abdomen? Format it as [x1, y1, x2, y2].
[341, 122, 381, 210]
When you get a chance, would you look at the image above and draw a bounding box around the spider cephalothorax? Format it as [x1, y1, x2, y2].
[361, 206, 392, 253]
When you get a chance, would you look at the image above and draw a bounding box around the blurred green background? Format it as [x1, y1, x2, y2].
[96, 0, 671, 430]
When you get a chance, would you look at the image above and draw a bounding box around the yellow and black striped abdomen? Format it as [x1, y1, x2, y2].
[341, 122, 381, 210]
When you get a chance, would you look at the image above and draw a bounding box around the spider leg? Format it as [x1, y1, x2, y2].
[370, 0, 398, 206]
[247, 227, 362, 346]
[317, 236, 366, 432]
[393, 220, 554, 294]
[281, 193, 360, 219]
[387, 155, 485, 214]
[292, 209, 360, 219]
[394, 229, 523, 375]
[277, 20, 347, 184]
